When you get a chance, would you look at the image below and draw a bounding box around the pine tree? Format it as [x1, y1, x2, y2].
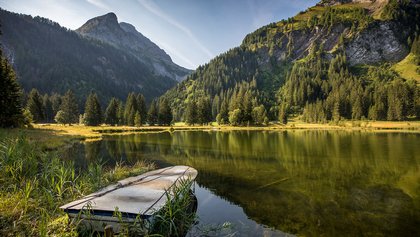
[228, 109, 242, 126]
[0, 51, 24, 127]
[56, 90, 79, 125]
[387, 80, 407, 121]
[278, 104, 289, 125]
[117, 100, 125, 125]
[332, 101, 341, 122]
[352, 97, 363, 120]
[158, 98, 172, 125]
[43, 94, 53, 122]
[252, 105, 267, 125]
[217, 98, 229, 125]
[26, 88, 45, 123]
[197, 97, 212, 125]
[105, 97, 119, 125]
[84, 92, 102, 126]
[134, 111, 142, 127]
[50, 93, 62, 116]
[54, 111, 66, 125]
[147, 99, 158, 126]
[185, 100, 198, 125]
[136, 94, 147, 125]
[124, 93, 137, 126]
[211, 95, 220, 119]
[242, 90, 253, 123]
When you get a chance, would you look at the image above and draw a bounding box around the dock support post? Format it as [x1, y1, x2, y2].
[104, 225, 114, 237]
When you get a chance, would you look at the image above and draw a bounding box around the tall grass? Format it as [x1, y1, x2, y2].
[0, 135, 154, 236]
[150, 178, 197, 236]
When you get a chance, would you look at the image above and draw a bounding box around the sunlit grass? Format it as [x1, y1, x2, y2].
[393, 53, 420, 82]
[0, 135, 154, 236]
[30, 120, 420, 143]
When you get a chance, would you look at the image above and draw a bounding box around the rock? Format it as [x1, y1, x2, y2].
[345, 21, 409, 65]
[76, 12, 191, 81]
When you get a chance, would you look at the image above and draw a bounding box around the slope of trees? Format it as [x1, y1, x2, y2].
[0, 9, 177, 104]
[279, 46, 420, 123]
[157, 1, 419, 125]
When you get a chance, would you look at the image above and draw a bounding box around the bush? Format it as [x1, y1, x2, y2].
[228, 109, 242, 126]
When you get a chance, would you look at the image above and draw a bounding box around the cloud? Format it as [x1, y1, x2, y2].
[86, 0, 110, 10]
[136, 0, 214, 59]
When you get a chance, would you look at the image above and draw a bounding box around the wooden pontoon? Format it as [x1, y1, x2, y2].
[60, 165, 198, 233]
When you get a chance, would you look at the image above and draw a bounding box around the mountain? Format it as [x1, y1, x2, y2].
[76, 13, 191, 82]
[160, 0, 420, 123]
[0, 9, 190, 104]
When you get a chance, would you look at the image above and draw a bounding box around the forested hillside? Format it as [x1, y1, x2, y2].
[0, 9, 184, 104]
[161, 0, 420, 125]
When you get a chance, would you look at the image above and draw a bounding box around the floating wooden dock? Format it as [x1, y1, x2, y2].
[60, 165, 198, 233]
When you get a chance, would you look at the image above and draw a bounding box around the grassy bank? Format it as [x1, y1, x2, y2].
[31, 120, 420, 141]
[0, 132, 155, 236]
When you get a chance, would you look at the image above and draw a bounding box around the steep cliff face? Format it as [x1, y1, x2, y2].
[345, 21, 409, 65]
[251, 20, 409, 68]
[244, 0, 412, 68]
[76, 13, 191, 82]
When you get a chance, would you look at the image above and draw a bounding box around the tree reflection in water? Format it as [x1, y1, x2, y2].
[68, 130, 420, 236]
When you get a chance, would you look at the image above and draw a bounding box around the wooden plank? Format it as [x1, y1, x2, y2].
[60, 165, 197, 217]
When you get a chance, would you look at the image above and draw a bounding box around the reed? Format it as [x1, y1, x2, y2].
[150, 178, 197, 236]
[0, 135, 154, 236]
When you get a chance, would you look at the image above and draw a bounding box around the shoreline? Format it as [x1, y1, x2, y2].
[29, 120, 420, 142]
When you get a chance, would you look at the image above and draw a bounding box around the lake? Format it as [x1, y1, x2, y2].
[66, 130, 420, 236]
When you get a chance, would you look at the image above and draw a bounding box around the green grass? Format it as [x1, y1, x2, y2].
[393, 53, 420, 82]
[0, 127, 83, 151]
[0, 134, 154, 236]
[150, 179, 196, 236]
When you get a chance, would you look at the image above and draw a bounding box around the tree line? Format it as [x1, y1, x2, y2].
[278, 43, 420, 123]
[24, 89, 173, 126]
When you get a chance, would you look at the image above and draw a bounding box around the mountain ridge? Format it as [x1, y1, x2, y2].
[0, 9, 189, 104]
[76, 12, 191, 82]
[160, 0, 420, 123]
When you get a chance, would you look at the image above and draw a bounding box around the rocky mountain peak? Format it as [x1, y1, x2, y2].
[119, 22, 137, 34]
[77, 12, 120, 34]
[76, 13, 191, 81]
[99, 12, 118, 22]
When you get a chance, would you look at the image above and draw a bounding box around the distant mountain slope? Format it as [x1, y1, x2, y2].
[0, 9, 188, 103]
[161, 0, 420, 122]
[76, 13, 191, 82]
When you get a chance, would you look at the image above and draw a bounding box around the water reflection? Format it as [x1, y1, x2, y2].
[68, 130, 420, 236]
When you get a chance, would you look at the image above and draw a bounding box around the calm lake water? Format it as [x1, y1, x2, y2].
[66, 130, 420, 236]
